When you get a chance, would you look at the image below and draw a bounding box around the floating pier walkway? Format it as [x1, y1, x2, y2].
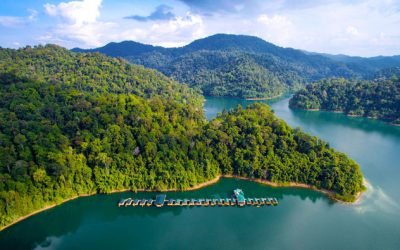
[118, 189, 278, 207]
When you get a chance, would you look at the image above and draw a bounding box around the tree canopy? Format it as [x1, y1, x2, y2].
[73, 34, 400, 99]
[289, 78, 400, 125]
[0, 45, 364, 228]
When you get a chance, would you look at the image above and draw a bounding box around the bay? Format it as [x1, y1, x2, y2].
[1, 96, 400, 250]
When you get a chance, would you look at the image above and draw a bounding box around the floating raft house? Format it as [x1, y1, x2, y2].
[118, 189, 278, 208]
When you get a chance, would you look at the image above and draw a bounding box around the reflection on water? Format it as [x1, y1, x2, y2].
[281, 105, 400, 140]
[34, 236, 65, 250]
[0, 178, 331, 250]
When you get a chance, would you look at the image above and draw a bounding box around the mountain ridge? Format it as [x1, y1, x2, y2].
[72, 34, 400, 98]
[72, 34, 400, 59]
[0, 45, 364, 229]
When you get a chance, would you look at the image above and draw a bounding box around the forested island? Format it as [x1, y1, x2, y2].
[0, 45, 364, 229]
[289, 78, 400, 125]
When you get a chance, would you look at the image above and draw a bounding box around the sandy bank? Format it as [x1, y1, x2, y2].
[0, 175, 362, 231]
[222, 175, 363, 204]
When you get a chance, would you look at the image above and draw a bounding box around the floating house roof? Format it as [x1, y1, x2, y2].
[155, 194, 166, 206]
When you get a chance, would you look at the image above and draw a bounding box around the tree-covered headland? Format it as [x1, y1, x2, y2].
[289, 78, 400, 125]
[0, 46, 364, 228]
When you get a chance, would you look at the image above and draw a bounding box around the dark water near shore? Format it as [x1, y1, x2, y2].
[1, 97, 400, 250]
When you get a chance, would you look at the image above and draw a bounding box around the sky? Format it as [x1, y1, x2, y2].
[0, 0, 399, 56]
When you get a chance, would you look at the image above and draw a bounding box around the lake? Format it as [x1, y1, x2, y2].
[1, 96, 400, 250]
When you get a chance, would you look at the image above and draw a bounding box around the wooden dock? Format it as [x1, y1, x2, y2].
[118, 189, 278, 208]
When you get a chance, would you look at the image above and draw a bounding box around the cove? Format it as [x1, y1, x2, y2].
[1, 97, 400, 249]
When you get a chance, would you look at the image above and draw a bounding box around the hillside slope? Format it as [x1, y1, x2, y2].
[72, 34, 400, 98]
[0, 45, 364, 229]
[289, 78, 400, 124]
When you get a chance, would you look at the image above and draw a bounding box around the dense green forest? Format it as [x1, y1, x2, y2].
[289, 78, 400, 124]
[206, 104, 364, 201]
[370, 66, 400, 80]
[130, 50, 287, 98]
[73, 34, 400, 99]
[0, 44, 202, 107]
[0, 46, 363, 228]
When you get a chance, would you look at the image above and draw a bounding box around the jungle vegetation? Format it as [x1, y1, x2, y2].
[0, 45, 364, 228]
[289, 78, 400, 124]
[73, 34, 400, 99]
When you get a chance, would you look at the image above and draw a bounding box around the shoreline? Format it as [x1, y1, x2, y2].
[0, 176, 222, 232]
[204, 94, 283, 102]
[221, 175, 363, 204]
[130, 175, 222, 193]
[291, 107, 399, 126]
[245, 94, 282, 101]
[0, 192, 96, 232]
[0, 175, 362, 232]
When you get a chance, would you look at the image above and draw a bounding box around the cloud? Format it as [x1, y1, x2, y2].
[114, 12, 204, 48]
[178, 0, 260, 15]
[178, 0, 339, 15]
[42, 0, 204, 49]
[148, 13, 204, 47]
[0, 16, 24, 27]
[32, 0, 400, 56]
[43, 0, 114, 47]
[346, 26, 360, 36]
[0, 9, 38, 27]
[255, 14, 295, 46]
[257, 14, 291, 27]
[28, 9, 38, 21]
[285, 0, 400, 55]
[124, 4, 176, 22]
[44, 0, 102, 25]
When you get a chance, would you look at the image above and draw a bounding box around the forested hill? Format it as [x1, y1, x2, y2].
[0, 45, 363, 228]
[72, 34, 400, 99]
[370, 67, 400, 80]
[320, 54, 400, 76]
[0, 44, 202, 107]
[289, 78, 400, 125]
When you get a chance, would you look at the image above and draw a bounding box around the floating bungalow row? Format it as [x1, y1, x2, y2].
[118, 189, 278, 207]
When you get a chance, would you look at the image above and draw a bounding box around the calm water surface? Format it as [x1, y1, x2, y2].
[1, 96, 400, 250]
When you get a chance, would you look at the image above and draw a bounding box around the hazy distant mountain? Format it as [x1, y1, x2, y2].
[74, 41, 166, 57]
[72, 34, 400, 98]
[312, 53, 400, 76]
[369, 66, 400, 80]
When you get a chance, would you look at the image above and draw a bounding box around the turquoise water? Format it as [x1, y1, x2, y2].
[1, 97, 400, 249]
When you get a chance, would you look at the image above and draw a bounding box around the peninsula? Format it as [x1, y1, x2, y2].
[0, 46, 364, 230]
[289, 78, 400, 125]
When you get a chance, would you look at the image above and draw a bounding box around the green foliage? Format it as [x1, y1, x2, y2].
[289, 78, 400, 124]
[0, 46, 364, 228]
[206, 104, 364, 198]
[129, 51, 288, 99]
[370, 66, 400, 81]
[74, 34, 400, 99]
[0, 45, 212, 227]
[0, 44, 202, 108]
[76, 34, 382, 99]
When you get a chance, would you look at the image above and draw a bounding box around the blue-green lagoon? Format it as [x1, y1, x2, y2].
[1, 97, 399, 250]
